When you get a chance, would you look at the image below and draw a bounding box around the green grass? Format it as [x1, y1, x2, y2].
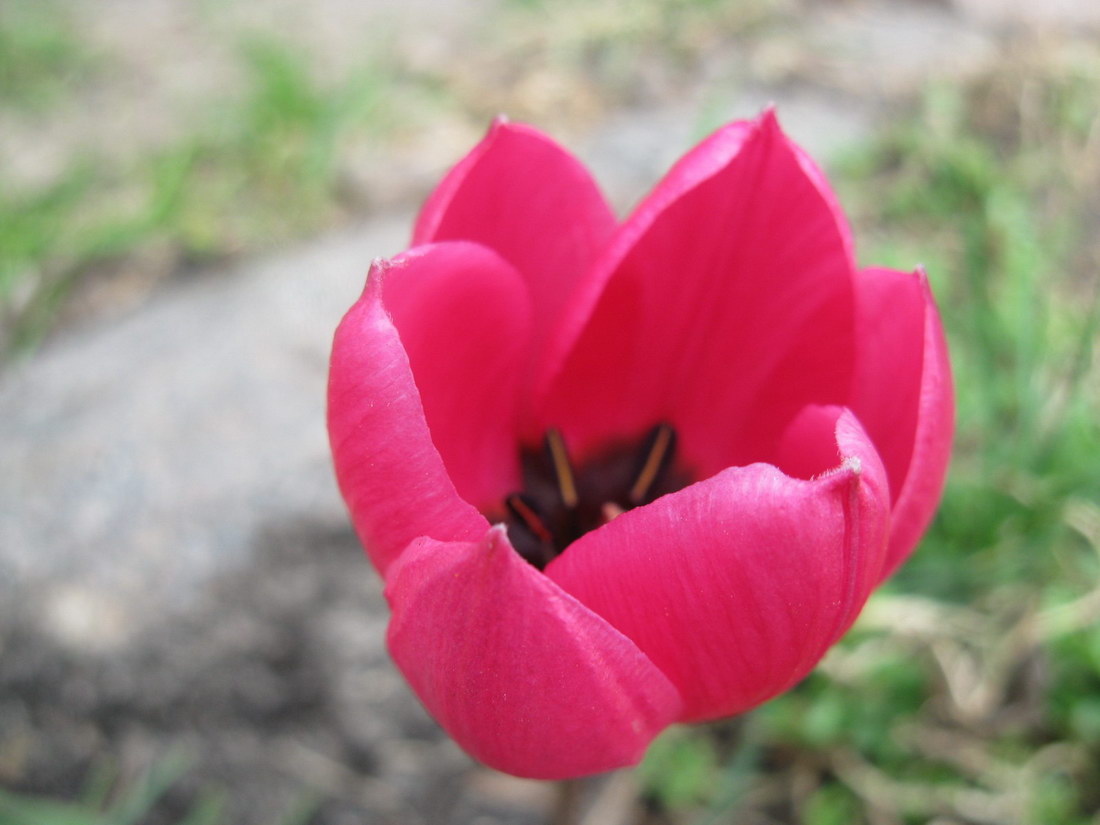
[0, 35, 413, 355]
[0, 752, 221, 825]
[0, 750, 320, 825]
[0, 0, 94, 110]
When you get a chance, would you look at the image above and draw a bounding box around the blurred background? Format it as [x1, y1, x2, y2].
[1, 0, 1099, 823]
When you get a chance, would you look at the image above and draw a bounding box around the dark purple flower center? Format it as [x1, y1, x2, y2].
[502, 424, 689, 569]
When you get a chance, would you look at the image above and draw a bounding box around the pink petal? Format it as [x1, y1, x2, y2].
[385, 526, 684, 779]
[413, 118, 617, 363]
[773, 403, 855, 481]
[546, 410, 890, 722]
[382, 242, 533, 511]
[328, 241, 534, 573]
[536, 110, 857, 476]
[851, 267, 954, 576]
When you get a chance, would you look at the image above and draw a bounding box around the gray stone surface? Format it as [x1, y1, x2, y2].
[956, 0, 1100, 28]
[1, 215, 407, 636]
[805, 1, 997, 94]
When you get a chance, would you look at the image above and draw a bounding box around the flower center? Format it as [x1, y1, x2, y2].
[502, 424, 688, 569]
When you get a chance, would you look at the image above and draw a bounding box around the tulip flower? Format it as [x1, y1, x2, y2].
[327, 110, 953, 779]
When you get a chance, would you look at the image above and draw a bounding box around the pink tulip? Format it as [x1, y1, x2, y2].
[327, 110, 953, 779]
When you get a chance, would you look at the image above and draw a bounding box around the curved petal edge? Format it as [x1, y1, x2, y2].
[327, 255, 491, 575]
[413, 118, 616, 367]
[873, 268, 954, 576]
[385, 526, 684, 779]
[536, 109, 858, 474]
[547, 409, 890, 722]
[380, 241, 534, 511]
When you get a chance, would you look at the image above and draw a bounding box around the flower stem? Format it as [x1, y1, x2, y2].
[551, 778, 582, 825]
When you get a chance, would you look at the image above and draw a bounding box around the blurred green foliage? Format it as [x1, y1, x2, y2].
[866, 77, 1100, 601]
[0, 0, 93, 109]
[0, 751, 319, 825]
[0, 34, 408, 354]
[0, 752, 222, 825]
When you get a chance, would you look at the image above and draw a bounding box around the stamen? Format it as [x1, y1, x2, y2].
[629, 423, 676, 505]
[502, 422, 688, 570]
[505, 493, 554, 544]
[544, 428, 579, 509]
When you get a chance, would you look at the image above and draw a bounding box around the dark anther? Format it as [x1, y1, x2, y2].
[500, 422, 688, 569]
